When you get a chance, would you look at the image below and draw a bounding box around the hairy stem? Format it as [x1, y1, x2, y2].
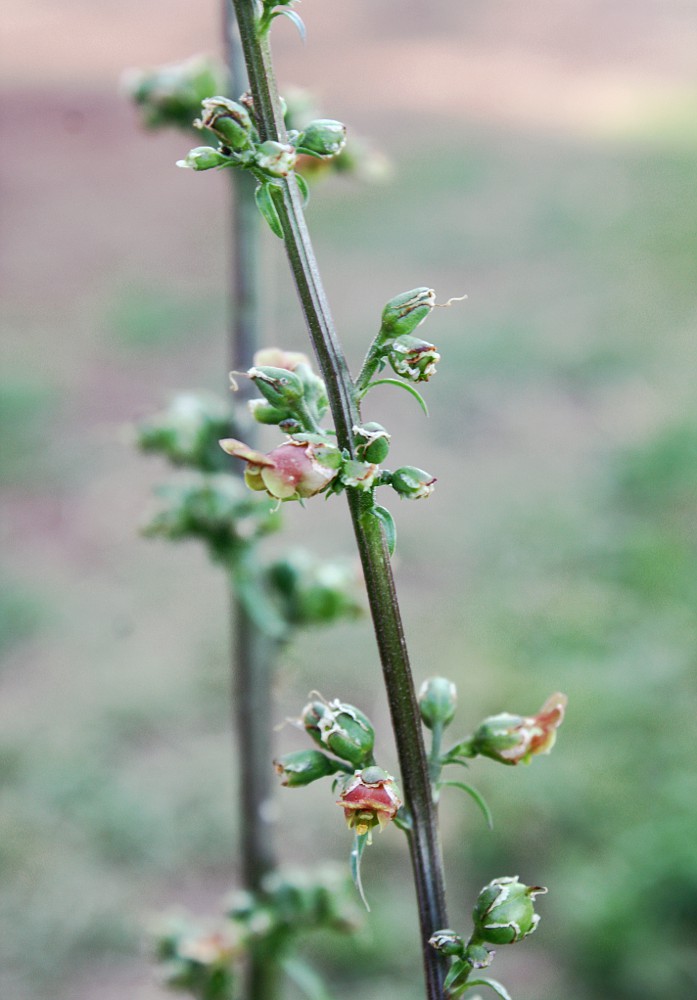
[230, 3, 449, 995]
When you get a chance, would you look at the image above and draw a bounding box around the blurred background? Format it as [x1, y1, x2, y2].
[2, 1, 697, 998]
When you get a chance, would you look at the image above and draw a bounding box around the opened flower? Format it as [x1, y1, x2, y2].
[337, 766, 401, 837]
[219, 438, 340, 501]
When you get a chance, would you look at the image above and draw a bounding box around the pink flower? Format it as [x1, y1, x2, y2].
[219, 438, 339, 501]
[252, 348, 311, 372]
[472, 693, 568, 765]
[337, 766, 402, 836]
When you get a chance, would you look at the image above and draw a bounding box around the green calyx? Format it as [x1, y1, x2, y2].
[274, 749, 346, 786]
[419, 677, 458, 730]
[296, 119, 347, 159]
[380, 287, 435, 339]
[472, 876, 547, 945]
[303, 699, 375, 767]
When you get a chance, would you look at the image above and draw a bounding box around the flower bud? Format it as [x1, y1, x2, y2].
[247, 366, 305, 409]
[353, 422, 391, 464]
[428, 929, 465, 957]
[472, 876, 547, 945]
[341, 460, 379, 491]
[337, 766, 401, 836]
[298, 119, 347, 158]
[418, 677, 457, 730]
[248, 399, 287, 425]
[471, 692, 567, 766]
[254, 140, 297, 177]
[302, 699, 375, 767]
[387, 334, 440, 382]
[253, 348, 311, 371]
[196, 96, 256, 151]
[380, 287, 435, 338]
[274, 749, 343, 786]
[176, 145, 232, 171]
[390, 466, 437, 500]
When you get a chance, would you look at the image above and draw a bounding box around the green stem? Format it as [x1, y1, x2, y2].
[428, 722, 444, 787]
[225, 9, 281, 1000]
[354, 338, 386, 397]
[230, 4, 449, 995]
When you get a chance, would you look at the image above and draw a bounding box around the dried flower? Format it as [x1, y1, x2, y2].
[472, 693, 567, 765]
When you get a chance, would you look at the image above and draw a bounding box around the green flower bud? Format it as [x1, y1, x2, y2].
[297, 119, 347, 158]
[418, 677, 458, 730]
[341, 459, 379, 490]
[176, 145, 233, 171]
[274, 749, 344, 786]
[293, 363, 329, 421]
[387, 334, 440, 382]
[472, 876, 547, 945]
[428, 929, 465, 957]
[196, 96, 256, 151]
[380, 287, 435, 338]
[354, 422, 391, 464]
[248, 399, 287, 425]
[302, 698, 375, 767]
[391, 466, 436, 500]
[247, 366, 305, 409]
[254, 140, 297, 177]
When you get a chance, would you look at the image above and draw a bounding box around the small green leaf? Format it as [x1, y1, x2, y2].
[438, 780, 493, 830]
[372, 505, 397, 555]
[444, 959, 471, 996]
[350, 832, 371, 911]
[467, 979, 512, 1000]
[363, 378, 429, 416]
[295, 172, 310, 207]
[255, 182, 284, 238]
[272, 7, 307, 40]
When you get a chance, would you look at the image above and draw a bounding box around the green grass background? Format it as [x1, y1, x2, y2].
[2, 2, 697, 998]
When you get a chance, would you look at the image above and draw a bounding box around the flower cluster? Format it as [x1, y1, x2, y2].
[177, 94, 348, 236]
[153, 866, 359, 999]
[428, 877, 547, 998]
[123, 54, 227, 131]
[219, 348, 438, 515]
[275, 696, 401, 841]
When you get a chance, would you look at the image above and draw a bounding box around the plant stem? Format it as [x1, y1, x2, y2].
[354, 339, 386, 397]
[225, 9, 280, 999]
[230, 3, 449, 995]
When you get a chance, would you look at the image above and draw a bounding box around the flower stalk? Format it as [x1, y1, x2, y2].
[229, 2, 449, 994]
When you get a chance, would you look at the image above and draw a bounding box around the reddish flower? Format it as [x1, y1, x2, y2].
[337, 766, 401, 837]
[472, 693, 567, 765]
[219, 437, 340, 501]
